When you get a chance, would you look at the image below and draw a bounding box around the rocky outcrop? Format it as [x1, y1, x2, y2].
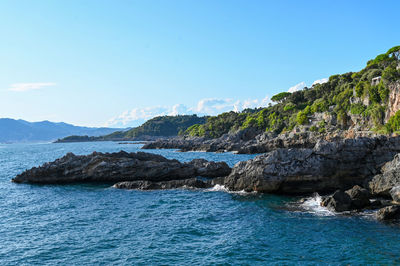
[385, 81, 400, 123]
[142, 128, 382, 154]
[12, 151, 231, 184]
[113, 178, 213, 190]
[320, 186, 371, 212]
[321, 190, 353, 212]
[218, 136, 400, 193]
[142, 130, 326, 154]
[376, 206, 400, 221]
[390, 186, 400, 203]
[188, 159, 231, 178]
[369, 154, 400, 197]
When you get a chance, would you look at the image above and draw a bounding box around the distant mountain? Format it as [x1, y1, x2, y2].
[0, 118, 123, 143]
[56, 115, 208, 142]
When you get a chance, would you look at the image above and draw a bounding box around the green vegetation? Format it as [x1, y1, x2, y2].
[117, 115, 207, 138]
[182, 45, 400, 138]
[57, 115, 208, 142]
[55, 135, 100, 142]
[271, 92, 291, 103]
[386, 110, 400, 133]
[350, 103, 366, 115]
[61, 46, 400, 141]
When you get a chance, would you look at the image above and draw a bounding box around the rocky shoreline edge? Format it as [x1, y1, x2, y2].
[13, 136, 400, 222]
[141, 128, 384, 154]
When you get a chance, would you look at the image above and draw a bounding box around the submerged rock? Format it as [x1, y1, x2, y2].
[12, 151, 231, 184]
[218, 137, 400, 193]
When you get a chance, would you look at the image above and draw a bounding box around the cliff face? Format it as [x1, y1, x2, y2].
[385, 81, 400, 123]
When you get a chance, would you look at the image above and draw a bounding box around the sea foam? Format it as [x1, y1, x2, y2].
[299, 193, 335, 216]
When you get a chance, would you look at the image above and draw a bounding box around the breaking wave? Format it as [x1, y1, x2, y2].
[299, 193, 335, 216]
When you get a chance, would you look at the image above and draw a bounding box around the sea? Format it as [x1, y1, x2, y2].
[0, 141, 399, 265]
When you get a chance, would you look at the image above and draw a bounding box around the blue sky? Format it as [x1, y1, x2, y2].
[0, 0, 399, 127]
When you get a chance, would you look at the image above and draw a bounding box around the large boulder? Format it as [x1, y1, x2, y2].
[376, 206, 400, 221]
[321, 186, 371, 212]
[390, 186, 400, 203]
[219, 137, 400, 193]
[321, 190, 352, 212]
[189, 159, 231, 178]
[369, 154, 400, 197]
[345, 185, 371, 209]
[12, 151, 231, 184]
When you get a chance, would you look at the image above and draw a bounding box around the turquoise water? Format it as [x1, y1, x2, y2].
[0, 142, 399, 265]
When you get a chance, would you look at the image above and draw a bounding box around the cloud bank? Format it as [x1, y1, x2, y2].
[288, 82, 307, 93]
[287, 78, 328, 93]
[105, 78, 328, 128]
[105, 95, 271, 127]
[312, 78, 329, 86]
[8, 82, 56, 92]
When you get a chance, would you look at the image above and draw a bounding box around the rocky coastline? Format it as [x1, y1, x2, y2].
[12, 151, 231, 185]
[13, 135, 400, 222]
[141, 128, 382, 154]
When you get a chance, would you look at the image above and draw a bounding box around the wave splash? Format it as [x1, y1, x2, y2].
[299, 193, 335, 216]
[205, 184, 254, 195]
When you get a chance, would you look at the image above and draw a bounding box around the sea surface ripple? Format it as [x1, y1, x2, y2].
[0, 142, 399, 265]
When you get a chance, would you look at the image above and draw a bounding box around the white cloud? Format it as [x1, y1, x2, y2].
[105, 95, 272, 127]
[194, 98, 237, 115]
[105, 106, 170, 127]
[8, 82, 56, 92]
[170, 104, 192, 116]
[288, 82, 306, 93]
[312, 78, 328, 86]
[286, 78, 328, 94]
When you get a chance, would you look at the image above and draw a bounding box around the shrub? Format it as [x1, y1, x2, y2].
[366, 69, 382, 81]
[382, 65, 400, 83]
[296, 106, 310, 125]
[311, 98, 328, 113]
[386, 110, 400, 133]
[283, 102, 296, 111]
[368, 85, 381, 103]
[350, 103, 366, 115]
[355, 81, 367, 98]
[378, 83, 389, 102]
[242, 116, 257, 129]
[365, 104, 385, 126]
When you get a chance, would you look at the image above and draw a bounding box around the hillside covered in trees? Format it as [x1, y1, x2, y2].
[59, 46, 400, 143]
[182, 46, 400, 138]
[106, 115, 207, 138]
[56, 115, 207, 142]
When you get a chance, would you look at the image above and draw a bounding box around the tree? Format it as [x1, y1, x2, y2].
[271, 92, 291, 103]
[387, 46, 400, 61]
